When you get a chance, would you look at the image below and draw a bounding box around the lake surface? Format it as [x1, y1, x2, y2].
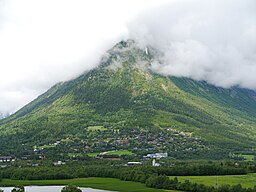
[0, 186, 114, 192]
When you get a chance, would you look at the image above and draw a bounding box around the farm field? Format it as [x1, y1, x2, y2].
[103, 150, 134, 156]
[240, 154, 254, 161]
[87, 126, 107, 131]
[0, 178, 180, 192]
[87, 150, 133, 157]
[169, 173, 256, 188]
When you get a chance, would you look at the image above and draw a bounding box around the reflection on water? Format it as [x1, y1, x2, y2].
[0, 186, 114, 192]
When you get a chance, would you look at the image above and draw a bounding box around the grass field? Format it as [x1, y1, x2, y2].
[87, 150, 134, 157]
[240, 154, 254, 161]
[87, 152, 99, 157]
[0, 178, 180, 192]
[102, 150, 134, 156]
[34, 144, 56, 150]
[169, 173, 256, 188]
[87, 126, 107, 131]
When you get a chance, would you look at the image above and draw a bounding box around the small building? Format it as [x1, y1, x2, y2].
[0, 156, 15, 163]
[144, 153, 168, 159]
[53, 161, 65, 166]
[39, 155, 46, 160]
[127, 162, 143, 166]
[21, 155, 30, 160]
[152, 159, 160, 167]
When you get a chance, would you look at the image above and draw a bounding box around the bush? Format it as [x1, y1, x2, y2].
[61, 185, 82, 192]
[11, 186, 25, 192]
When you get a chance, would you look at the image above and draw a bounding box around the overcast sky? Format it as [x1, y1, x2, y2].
[129, 0, 256, 89]
[0, 0, 255, 114]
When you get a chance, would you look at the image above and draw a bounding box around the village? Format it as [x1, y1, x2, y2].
[0, 126, 207, 168]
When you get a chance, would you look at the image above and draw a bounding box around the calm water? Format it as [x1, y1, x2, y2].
[0, 186, 114, 192]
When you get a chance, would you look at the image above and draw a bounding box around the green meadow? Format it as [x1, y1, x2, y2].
[0, 178, 180, 192]
[240, 154, 254, 161]
[103, 150, 134, 156]
[169, 173, 256, 188]
[87, 126, 107, 131]
[87, 150, 133, 157]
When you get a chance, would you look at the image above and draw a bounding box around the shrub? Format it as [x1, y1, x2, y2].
[61, 185, 82, 192]
[11, 186, 25, 192]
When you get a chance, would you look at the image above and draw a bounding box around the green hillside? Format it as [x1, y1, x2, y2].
[0, 40, 256, 159]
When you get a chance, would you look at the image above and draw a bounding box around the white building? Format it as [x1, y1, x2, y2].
[0, 156, 15, 163]
[144, 153, 168, 159]
[152, 159, 161, 167]
[127, 162, 143, 165]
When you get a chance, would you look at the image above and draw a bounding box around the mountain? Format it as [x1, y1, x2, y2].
[0, 114, 4, 120]
[0, 113, 9, 120]
[0, 40, 256, 159]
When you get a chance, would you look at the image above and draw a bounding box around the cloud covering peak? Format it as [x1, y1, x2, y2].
[128, 0, 256, 89]
[0, 0, 255, 114]
[0, 0, 168, 113]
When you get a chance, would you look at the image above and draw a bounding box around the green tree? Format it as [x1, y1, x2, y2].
[146, 175, 171, 189]
[61, 185, 82, 192]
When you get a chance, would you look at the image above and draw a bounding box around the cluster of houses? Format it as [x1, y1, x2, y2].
[27, 126, 206, 163]
[81, 127, 205, 156]
[143, 152, 168, 159]
[127, 152, 168, 167]
[0, 126, 206, 165]
[0, 156, 15, 163]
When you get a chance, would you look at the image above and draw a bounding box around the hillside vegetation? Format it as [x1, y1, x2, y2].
[0, 40, 256, 159]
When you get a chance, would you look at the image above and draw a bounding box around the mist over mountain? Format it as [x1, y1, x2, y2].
[128, 0, 256, 89]
[0, 113, 9, 120]
[0, 0, 255, 115]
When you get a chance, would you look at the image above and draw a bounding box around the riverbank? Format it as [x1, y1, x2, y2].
[0, 186, 113, 192]
[0, 178, 180, 192]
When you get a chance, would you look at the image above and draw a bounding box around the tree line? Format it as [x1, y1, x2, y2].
[0, 163, 254, 192]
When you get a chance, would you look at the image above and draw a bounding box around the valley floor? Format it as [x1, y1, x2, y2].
[169, 173, 256, 188]
[0, 178, 180, 192]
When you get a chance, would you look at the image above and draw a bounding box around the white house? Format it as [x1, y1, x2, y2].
[144, 153, 168, 159]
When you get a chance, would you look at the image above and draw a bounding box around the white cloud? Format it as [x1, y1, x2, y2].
[0, 0, 169, 113]
[128, 0, 256, 89]
[0, 0, 255, 114]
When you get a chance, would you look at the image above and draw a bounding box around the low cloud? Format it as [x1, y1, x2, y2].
[0, 0, 255, 114]
[0, 0, 162, 113]
[128, 0, 256, 89]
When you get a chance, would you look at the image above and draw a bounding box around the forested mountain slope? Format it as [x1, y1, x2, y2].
[0, 40, 256, 159]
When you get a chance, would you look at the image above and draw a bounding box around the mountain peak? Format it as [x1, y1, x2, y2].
[99, 39, 154, 71]
[113, 39, 137, 49]
[1, 40, 256, 159]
